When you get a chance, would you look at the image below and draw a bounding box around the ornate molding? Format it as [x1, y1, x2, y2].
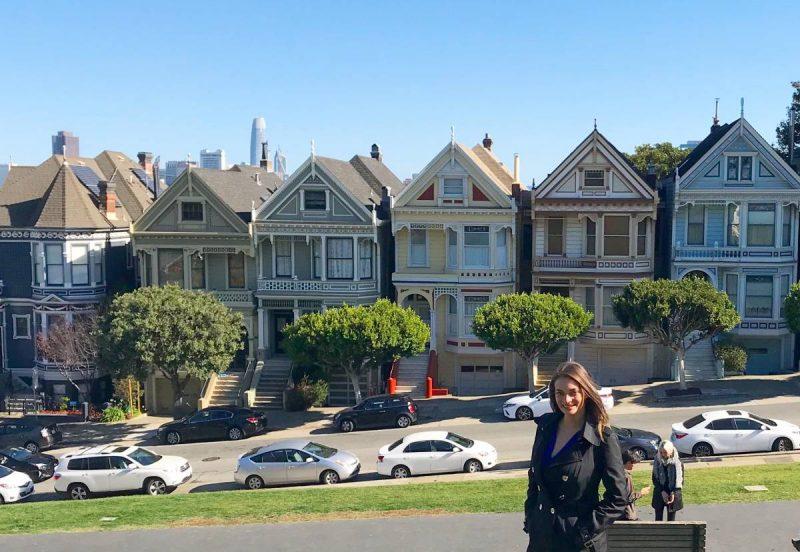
[255, 222, 374, 235]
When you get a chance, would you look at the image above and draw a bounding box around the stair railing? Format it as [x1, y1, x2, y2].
[244, 360, 265, 408]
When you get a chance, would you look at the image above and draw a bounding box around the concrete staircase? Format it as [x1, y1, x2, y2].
[253, 357, 292, 410]
[536, 344, 568, 387]
[680, 338, 720, 382]
[208, 372, 245, 407]
[395, 353, 429, 398]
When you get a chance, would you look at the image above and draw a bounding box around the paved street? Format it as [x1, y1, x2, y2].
[5, 501, 799, 551]
[24, 391, 800, 499]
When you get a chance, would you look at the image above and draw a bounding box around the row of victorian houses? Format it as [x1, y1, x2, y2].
[2, 116, 799, 412]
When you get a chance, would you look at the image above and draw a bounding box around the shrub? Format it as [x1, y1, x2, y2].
[717, 344, 747, 375]
[100, 406, 126, 423]
[284, 377, 329, 411]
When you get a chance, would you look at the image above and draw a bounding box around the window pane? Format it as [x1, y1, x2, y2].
[586, 219, 596, 255]
[227, 253, 245, 289]
[359, 240, 372, 279]
[463, 296, 489, 335]
[727, 205, 740, 246]
[584, 170, 604, 187]
[158, 249, 184, 287]
[71, 245, 89, 285]
[687, 205, 705, 245]
[602, 287, 624, 326]
[727, 156, 739, 180]
[780, 274, 789, 317]
[496, 229, 508, 269]
[584, 287, 595, 318]
[604, 216, 630, 256]
[447, 229, 457, 267]
[782, 205, 792, 247]
[464, 226, 490, 267]
[181, 202, 204, 221]
[45, 244, 64, 285]
[747, 204, 775, 246]
[443, 178, 463, 196]
[637, 220, 647, 256]
[725, 273, 738, 309]
[327, 238, 353, 279]
[276, 239, 292, 277]
[740, 157, 753, 180]
[304, 190, 326, 210]
[409, 230, 427, 266]
[464, 226, 489, 245]
[547, 219, 563, 255]
[745, 275, 773, 318]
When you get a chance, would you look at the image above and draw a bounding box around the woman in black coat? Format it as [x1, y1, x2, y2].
[524, 362, 628, 552]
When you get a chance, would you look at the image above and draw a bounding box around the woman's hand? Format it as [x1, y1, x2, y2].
[661, 491, 669, 502]
[640, 485, 651, 497]
[667, 493, 675, 505]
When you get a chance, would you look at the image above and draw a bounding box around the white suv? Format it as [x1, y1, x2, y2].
[54, 445, 192, 500]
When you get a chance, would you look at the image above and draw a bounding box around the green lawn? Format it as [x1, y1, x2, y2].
[1, 464, 798, 535]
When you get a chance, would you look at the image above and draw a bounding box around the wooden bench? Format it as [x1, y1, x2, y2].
[608, 521, 706, 551]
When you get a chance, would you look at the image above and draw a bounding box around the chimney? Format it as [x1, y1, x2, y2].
[98, 180, 117, 219]
[513, 153, 521, 184]
[645, 162, 658, 188]
[260, 142, 272, 170]
[137, 152, 153, 178]
[482, 133, 493, 150]
[370, 143, 382, 162]
[512, 183, 521, 199]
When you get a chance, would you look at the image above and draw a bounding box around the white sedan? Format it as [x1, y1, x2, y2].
[377, 431, 497, 478]
[502, 386, 615, 421]
[671, 409, 800, 457]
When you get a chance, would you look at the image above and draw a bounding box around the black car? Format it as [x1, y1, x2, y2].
[333, 394, 418, 433]
[612, 426, 662, 461]
[0, 447, 58, 482]
[157, 406, 267, 445]
[0, 419, 62, 453]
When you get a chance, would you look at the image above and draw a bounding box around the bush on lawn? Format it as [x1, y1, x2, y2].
[100, 406, 126, 423]
[717, 344, 747, 376]
[285, 377, 328, 411]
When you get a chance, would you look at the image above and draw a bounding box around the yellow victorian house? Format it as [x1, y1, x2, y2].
[391, 134, 521, 396]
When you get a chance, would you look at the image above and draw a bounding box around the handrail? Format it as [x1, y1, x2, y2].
[197, 372, 219, 410]
[243, 360, 265, 408]
[387, 358, 399, 394]
[239, 359, 257, 407]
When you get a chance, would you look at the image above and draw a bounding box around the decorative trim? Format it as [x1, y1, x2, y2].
[12, 314, 31, 339]
[255, 222, 374, 235]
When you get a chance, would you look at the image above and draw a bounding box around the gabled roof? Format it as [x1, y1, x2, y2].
[349, 155, 404, 197]
[677, 121, 737, 177]
[192, 165, 279, 221]
[468, 144, 515, 194]
[33, 163, 112, 229]
[315, 156, 398, 206]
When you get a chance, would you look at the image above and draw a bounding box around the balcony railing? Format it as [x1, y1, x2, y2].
[673, 246, 795, 261]
[31, 285, 107, 297]
[534, 257, 652, 271]
[257, 278, 377, 294]
[211, 290, 254, 304]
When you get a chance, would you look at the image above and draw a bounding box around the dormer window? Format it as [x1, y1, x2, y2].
[583, 170, 605, 187]
[180, 201, 204, 222]
[304, 190, 326, 210]
[442, 177, 464, 196]
[726, 156, 753, 182]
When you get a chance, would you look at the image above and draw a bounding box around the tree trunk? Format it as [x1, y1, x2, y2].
[528, 355, 539, 392]
[346, 368, 363, 404]
[170, 375, 188, 417]
[678, 348, 687, 391]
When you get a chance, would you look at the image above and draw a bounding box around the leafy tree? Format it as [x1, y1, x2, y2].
[612, 278, 740, 390]
[97, 285, 244, 414]
[783, 281, 800, 334]
[471, 293, 592, 391]
[775, 85, 800, 166]
[35, 314, 98, 402]
[626, 143, 689, 179]
[283, 299, 428, 403]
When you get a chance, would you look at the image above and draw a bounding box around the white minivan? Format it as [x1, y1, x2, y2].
[54, 445, 192, 500]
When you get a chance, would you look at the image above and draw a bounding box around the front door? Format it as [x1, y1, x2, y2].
[273, 311, 294, 355]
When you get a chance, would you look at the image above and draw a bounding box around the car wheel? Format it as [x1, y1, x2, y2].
[245, 475, 265, 490]
[24, 442, 40, 454]
[165, 431, 181, 445]
[339, 419, 355, 433]
[68, 483, 90, 500]
[773, 437, 793, 452]
[515, 406, 533, 421]
[629, 447, 647, 462]
[391, 465, 410, 479]
[320, 470, 340, 485]
[692, 442, 714, 457]
[396, 415, 412, 429]
[464, 459, 483, 473]
[228, 427, 244, 441]
[145, 478, 168, 496]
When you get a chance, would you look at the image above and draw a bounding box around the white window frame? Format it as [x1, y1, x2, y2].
[275, 238, 293, 278]
[725, 154, 755, 183]
[463, 295, 490, 337]
[746, 203, 776, 247]
[70, 243, 90, 286]
[358, 239, 373, 279]
[603, 215, 630, 257]
[44, 243, 65, 286]
[686, 205, 706, 246]
[463, 225, 490, 269]
[407, 229, 428, 267]
[91, 244, 104, 286]
[546, 218, 564, 256]
[582, 169, 606, 188]
[782, 204, 792, 247]
[636, 220, 648, 256]
[780, 274, 790, 318]
[12, 314, 31, 340]
[326, 237, 354, 280]
[178, 199, 206, 223]
[441, 176, 465, 197]
[726, 204, 740, 247]
[744, 275, 773, 319]
[303, 189, 327, 211]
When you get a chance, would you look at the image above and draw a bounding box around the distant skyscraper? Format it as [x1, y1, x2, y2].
[165, 160, 197, 185]
[250, 117, 266, 166]
[274, 147, 287, 180]
[52, 130, 79, 157]
[200, 149, 227, 170]
[680, 140, 701, 150]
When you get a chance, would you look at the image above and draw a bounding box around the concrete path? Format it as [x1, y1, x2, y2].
[4, 501, 799, 552]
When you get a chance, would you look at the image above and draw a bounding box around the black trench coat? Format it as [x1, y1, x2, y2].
[524, 412, 628, 552]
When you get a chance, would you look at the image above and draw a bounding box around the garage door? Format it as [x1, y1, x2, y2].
[599, 348, 648, 386]
[459, 364, 504, 396]
[744, 341, 781, 375]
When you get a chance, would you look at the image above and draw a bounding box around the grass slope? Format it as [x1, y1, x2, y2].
[1, 464, 798, 535]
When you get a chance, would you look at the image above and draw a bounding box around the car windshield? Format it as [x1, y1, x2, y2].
[611, 427, 632, 438]
[528, 387, 548, 399]
[748, 413, 777, 427]
[446, 433, 474, 448]
[128, 448, 162, 466]
[0, 465, 12, 477]
[683, 414, 706, 429]
[2, 448, 32, 461]
[303, 442, 337, 458]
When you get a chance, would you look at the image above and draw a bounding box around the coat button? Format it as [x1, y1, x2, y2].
[537, 485, 541, 492]
[559, 494, 566, 500]
[562, 475, 569, 482]
[550, 508, 555, 514]
[539, 504, 542, 511]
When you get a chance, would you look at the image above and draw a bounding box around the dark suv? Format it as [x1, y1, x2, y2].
[157, 406, 267, 445]
[333, 394, 418, 432]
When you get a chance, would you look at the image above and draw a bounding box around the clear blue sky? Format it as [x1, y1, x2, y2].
[0, 1, 797, 184]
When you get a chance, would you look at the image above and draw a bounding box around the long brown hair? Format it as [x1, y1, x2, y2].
[548, 361, 609, 441]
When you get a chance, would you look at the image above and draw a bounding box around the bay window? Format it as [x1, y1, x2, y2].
[227, 252, 245, 289]
[747, 204, 775, 246]
[70, 245, 89, 285]
[636, 220, 648, 256]
[782, 205, 792, 247]
[464, 226, 490, 268]
[603, 216, 629, 256]
[602, 287, 624, 326]
[496, 229, 508, 268]
[157, 249, 184, 287]
[92, 247, 103, 285]
[463, 296, 489, 336]
[447, 228, 457, 268]
[725, 273, 738, 310]
[45, 244, 64, 285]
[275, 239, 292, 277]
[359, 239, 372, 279]
[726, 204, 740, 246]
[585, 219, 596, 256]
[745, 275, 773, 318]
[327, 238, 353, 279]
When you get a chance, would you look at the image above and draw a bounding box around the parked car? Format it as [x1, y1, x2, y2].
[0, 419, 62, 453]
[235, 440, 360, 489]
[0, 447, 58, 482]
[156, 406, 267, 445]
[502, 386, 615, 421]
[611, 427, 661, 461]
[377, 431, 497, 478]
[333, 394, 418, 433]
[671, 410, 800, 457]
[0, 465, 34, 504]
[54, 445, 192, 500]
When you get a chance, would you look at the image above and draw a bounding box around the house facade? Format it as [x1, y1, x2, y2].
[531, 130, 662, 386]
[666, 118, 800, 375]
[0, 152, 154, 402]
[391, 136, 520, 396]
[253, 147, 399, 404]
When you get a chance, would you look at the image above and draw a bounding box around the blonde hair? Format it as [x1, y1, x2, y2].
[658, 440, 676, 458]
[548, 361, 609, 441]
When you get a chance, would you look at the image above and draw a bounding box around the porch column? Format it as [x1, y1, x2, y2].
[293, 308, 301, 321]
[150, 250, 159, 286]
[321, 236, 327, 281]
[489, 226, 497, 269]
[773, 274, 781, 321]
[429, 298, 437, 352]
[257, 306, 265, 350]
[353, 236, 359, 281]
[456, 226, 463, 269]
[628, 216, 636, 257]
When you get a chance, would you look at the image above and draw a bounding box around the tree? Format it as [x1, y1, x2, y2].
[626, 143, 689, 180]
[612, 278, 740, 390]
[96, 285, 244, 414]
[283, 299, 428, 403]
[471, 293, 592, 391]
[775, 85, 800, 166]
[35, 314, 99, 402]
[782, 281, 800, 334]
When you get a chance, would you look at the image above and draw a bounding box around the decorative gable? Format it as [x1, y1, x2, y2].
[417, 184, 434, 201]
[471, 184, 489, 201]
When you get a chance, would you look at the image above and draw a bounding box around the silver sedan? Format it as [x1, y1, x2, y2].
[235, 439, 361, 489]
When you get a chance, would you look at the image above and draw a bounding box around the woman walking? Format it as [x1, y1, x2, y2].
[524, 362, 628, 552]
[651, 440, 684, 521]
